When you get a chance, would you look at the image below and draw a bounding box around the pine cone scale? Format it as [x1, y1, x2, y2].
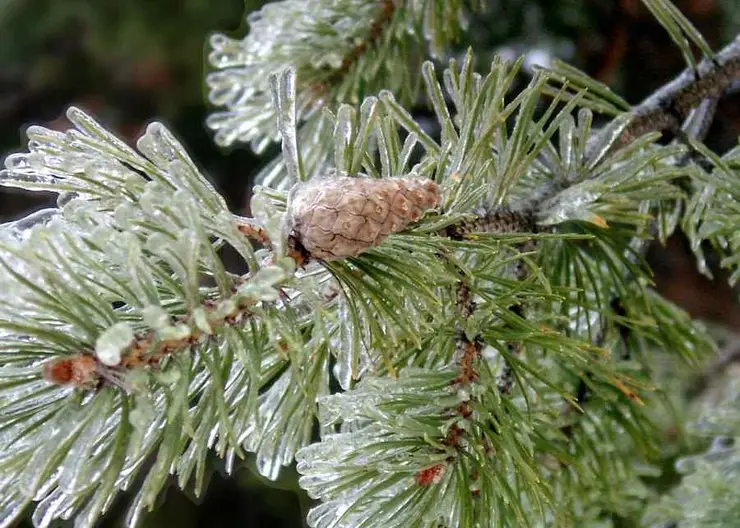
[286, 176, 441, 260]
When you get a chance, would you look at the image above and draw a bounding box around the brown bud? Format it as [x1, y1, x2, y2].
[42, 354, 100, 388]
[415, 462, 447, 486]
[286, 176, 440, 260]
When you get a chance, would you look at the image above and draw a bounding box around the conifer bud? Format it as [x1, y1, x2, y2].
[285, 176, 440, 260]
[42, 354, 100, 388]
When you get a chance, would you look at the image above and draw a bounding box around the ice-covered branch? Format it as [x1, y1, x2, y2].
[40, 262, 291, 390]
[0, 32, 723, 525]
[617, 35, 740, 146]
[206, 0, 480, 153]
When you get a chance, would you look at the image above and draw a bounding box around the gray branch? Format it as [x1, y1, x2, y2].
[616, 35, 740, 146]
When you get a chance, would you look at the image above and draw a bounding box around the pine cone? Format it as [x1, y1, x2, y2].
[286, 176, 441, 260]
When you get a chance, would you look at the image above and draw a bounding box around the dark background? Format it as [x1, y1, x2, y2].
[2, 0, 739, 525]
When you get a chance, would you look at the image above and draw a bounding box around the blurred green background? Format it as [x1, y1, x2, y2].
[1, 0, 740, 525]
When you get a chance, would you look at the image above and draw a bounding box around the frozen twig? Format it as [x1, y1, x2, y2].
[613, 36, 740, 147]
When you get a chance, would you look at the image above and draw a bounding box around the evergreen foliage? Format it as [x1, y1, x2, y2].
[0, 0, 739, 526]
[644, 370, 740, 527]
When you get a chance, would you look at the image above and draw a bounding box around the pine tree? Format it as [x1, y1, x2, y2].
[1, 0, 740, 526]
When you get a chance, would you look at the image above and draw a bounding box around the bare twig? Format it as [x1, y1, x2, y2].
[614, 36, 740, 147]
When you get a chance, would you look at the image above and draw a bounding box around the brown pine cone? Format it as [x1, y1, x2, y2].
[285, 176, 441, 260]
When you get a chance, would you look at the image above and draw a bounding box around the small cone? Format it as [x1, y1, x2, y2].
[286, 176, 440, 260]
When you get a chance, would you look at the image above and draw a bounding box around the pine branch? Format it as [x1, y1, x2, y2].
[443, 209, 538, 395]
[538, 27, 732, 446]
[291, 56, 684, 525]
[644, 375, 740, 527]
[205, 0, 481, 159]
[309, 0, 396, 99]
[40, 263, 287, 390]
[610, 35, 740, 147]
[0, 13, 731, 524]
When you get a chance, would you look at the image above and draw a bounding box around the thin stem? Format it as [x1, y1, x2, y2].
[445, 208, 538, 395]
[42, 280, 261, 389]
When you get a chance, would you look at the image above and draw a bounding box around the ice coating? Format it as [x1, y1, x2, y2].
[286, 176, 441, 260]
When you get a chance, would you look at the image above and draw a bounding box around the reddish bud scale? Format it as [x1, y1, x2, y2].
[286, 176, 441, 260]
[42, 354, 99, 388]
[415, 463, 447, 487]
